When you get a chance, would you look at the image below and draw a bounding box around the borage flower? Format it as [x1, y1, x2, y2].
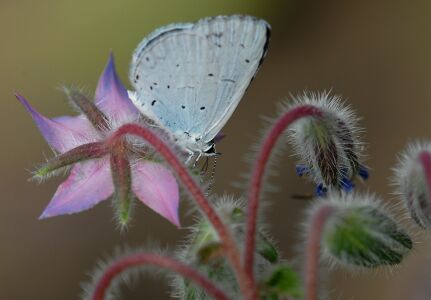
[16, 55, 180, 228]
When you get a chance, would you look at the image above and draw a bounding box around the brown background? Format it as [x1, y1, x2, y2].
[2, 0, 431, 299]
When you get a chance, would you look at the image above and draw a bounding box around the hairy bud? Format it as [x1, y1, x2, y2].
[288, 92, 368, 195]
[394, 142, 431, 228]
[307, 192, 412, 268]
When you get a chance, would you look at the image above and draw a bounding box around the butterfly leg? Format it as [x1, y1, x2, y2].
[184, 149, 195, 165]
[192, 152, 203, 168]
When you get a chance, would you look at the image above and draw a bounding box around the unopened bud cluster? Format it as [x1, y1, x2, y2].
[288, 92, 368, 195]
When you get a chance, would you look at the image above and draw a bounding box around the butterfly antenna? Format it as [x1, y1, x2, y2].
[205, 152, 218, 196]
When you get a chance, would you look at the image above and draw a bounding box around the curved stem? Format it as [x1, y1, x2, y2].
[92, 253, 229, 300]
[305, 204, 335, 300]
[109, 124, 256, 299]
[244, 105, 322, 276]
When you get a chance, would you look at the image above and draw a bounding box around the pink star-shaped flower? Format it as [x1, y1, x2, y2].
[16, 55, 180, 227]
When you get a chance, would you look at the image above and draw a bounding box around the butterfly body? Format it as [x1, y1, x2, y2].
[129, 15, 270, 157]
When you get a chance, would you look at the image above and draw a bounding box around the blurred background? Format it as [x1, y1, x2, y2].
[2, 0, 431, 299]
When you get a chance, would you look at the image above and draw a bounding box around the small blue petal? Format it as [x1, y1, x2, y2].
[340, 177, 355, 192]
[296, 164, 309, 177]
[316, 184, 327, 197]
[358, 165, 369, 180]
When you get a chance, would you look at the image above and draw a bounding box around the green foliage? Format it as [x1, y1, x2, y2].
[262, 264, 303, 299]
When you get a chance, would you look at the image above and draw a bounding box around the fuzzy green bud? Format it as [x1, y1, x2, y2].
[311, 193, 412, 268]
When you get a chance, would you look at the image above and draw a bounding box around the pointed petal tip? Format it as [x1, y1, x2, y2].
[38, 211, 51, 220]
[132, 161, 180, 228]
[15, 92, 28, 106]
[173, 217, 181, 228]
[14, 90, 22, 99]
[108, 50, 115, 62]
[15, 92, 42, 119]
[95, 53, 138, 118]
[104, 53, 117, 79]
[167, 210, 181, 228]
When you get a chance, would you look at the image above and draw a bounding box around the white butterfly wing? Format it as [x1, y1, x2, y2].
[129, 15, 270, 151]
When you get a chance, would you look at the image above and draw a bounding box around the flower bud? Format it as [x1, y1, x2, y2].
[394, 142, 431, 228]
[288, 92, 368, 195]
[308, 192, 412, 268]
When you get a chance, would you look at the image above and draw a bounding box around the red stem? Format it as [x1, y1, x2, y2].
[92, 253, 229, 300]
[305, 204, 335, 300]
[419, 151, 431, 204]
[109, 124, 256, 299]
[244, 105, 322, 276]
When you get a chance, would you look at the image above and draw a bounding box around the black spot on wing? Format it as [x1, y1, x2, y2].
[151, 100, 156, 106]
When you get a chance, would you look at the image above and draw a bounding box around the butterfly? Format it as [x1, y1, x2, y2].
[128, 15, 270, 162]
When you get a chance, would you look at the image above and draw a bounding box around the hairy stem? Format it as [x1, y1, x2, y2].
[244, 105, 322, 276]
[109, 124, 256, 299]
[305, 204, 335, 300]
[92, 253, 229, 300]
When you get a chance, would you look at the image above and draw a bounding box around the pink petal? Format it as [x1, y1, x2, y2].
[132, 161, 180, 227]
[16, 93, 99, 153]
[40, 158, 114, 219]
[95, 54, 139, 121]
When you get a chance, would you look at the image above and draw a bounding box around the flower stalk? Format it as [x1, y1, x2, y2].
[92, 253, 229, 300]
[244, 105, 322, 277]
[108, 123, 256, 299]
[305, 204, 335, 300]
